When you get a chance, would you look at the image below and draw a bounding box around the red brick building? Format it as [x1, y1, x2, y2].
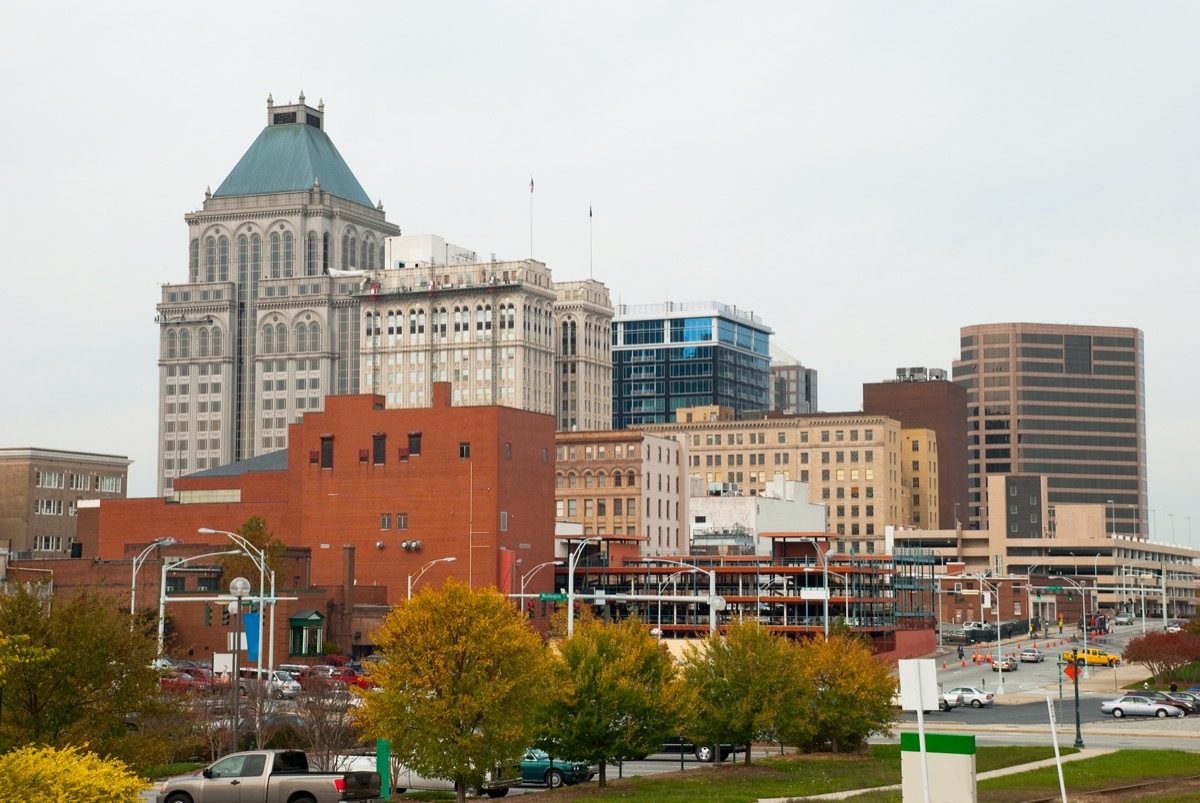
[71, 385, 556, 662]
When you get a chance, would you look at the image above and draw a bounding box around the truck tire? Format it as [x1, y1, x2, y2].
[164, 794, 193, 803]
[694, 744, 716, 762]
[486, 789, 509, 798]
[1075, 658, 1086, 667]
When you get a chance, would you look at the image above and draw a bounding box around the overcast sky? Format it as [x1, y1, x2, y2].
[2, 3, 1196, 543]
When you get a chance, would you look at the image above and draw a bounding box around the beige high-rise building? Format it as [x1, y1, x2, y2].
[641, 408, 928, 554]
[156, 96, 613, 495]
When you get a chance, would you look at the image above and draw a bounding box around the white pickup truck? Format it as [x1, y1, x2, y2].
[155, 749, 381, 803]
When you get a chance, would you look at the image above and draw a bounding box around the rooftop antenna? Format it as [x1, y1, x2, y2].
[589, 204, 593, 280]
[529, 176, 535, 259]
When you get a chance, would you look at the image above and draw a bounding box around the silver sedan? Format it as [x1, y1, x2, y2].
[1100, 695, 1185, 719]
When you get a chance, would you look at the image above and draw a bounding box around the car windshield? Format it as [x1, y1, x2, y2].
[526, 749, 548, 760]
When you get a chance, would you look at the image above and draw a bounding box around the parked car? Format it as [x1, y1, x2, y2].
[1100, 695, 1185, 719]
[891, 690, 962, 713]
[238, 667, 302, 699]
[1168, 691, 1200, 707]
[154, 749, 380, 803]
[947, 686, 994, 708]
[1141, 690, 1195, 714]
[1018, 648, 1045, 663]
[519, 749, 593, 787]
[160, 670, 211, 694]
[337, 752, 522, 797]
[660, 736, 735, 762]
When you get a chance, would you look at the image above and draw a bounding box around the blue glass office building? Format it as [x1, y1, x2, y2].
[612, 302, 772, 429]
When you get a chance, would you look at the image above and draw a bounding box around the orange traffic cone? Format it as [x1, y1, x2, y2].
[961, 660, 966, 667]
[942, 661, 947, 669]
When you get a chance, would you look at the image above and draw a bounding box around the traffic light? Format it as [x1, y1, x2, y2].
[221, 607, 230, 626]
[204, 603, 212, 627]
[525, 601, 534, 617]
[573, 602, 580, 619]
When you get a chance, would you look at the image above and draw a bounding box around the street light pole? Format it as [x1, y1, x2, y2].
[407, 556, 457, 600]
[643, 557, 719, 637]
[978, 576, 1004, 695]
[566, 536, 602, 638]
[131, 537, 178, 618]
[158, 549, 245, 657]
[800, 537, 829, 638]
[199, 528, 273, 680]
[516, 560, 564, 600]
[1053, 575, 1089, 678]
[228, 576, 251, 756]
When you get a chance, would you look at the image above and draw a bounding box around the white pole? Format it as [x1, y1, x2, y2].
[1047, 695, 1068, 803]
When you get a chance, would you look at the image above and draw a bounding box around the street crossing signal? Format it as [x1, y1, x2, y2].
[203, 603, 212, 627]
[221, 607, 230, 626]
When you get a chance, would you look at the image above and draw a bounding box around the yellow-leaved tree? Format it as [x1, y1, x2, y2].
[0, 744, 146, 803]
[359, 579, 550, 803]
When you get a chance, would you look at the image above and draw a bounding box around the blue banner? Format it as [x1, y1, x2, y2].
[243, 612, 261, 662]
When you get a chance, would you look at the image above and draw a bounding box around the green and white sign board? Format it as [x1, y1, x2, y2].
[901, 732, 976, 802]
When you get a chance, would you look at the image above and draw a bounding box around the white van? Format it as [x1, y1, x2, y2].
[237, 667, 302, 699]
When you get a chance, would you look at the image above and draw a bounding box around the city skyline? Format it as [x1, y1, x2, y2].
[1, 3, 1196, 542]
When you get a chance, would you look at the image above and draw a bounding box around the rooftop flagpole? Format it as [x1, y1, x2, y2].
[589, 204, 593, 279]
[529, 176, 534, 259]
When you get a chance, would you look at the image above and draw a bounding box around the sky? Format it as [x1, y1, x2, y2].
[1, 3, 1197, 543]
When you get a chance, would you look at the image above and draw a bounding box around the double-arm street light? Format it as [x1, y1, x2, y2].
[644, 557, 720, 637]
[799, 537, 830, 638]
[408, 556, 457, 600]
[566, 536, 603, 637]
[158, 549, 245, 656]
[976, 576, 1004, 695]
[131, 537, 179, 617]
[518, 560, 564, 599]
[1052, 575, 1089, 677]
[199, 527, 276, 676]
[227, 575, 251, 756]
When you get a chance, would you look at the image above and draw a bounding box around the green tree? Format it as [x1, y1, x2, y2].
[215, 515, 286, 595]
[360, 580, 550, 803]
[538, 616, 686, 787]
[680, 620, 798, 765]
[783, 633, 896, 753]
[0, 744, 147, 803]
[0, 587, 173, 765]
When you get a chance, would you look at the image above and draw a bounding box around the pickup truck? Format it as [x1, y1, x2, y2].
[155, 749, 381, 803]
[1061, 647, 1120, 667]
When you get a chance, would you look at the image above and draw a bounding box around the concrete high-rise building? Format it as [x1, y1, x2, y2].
[952, 323, 1146, 535]
[769, 344, 817, 415]
[156, 97, 613, 495]
[863, 368, 968, 534]
[611, 301, 771, 430]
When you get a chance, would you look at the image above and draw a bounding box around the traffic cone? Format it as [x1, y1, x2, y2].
[942, 661, 946, 669]
[961, 660, 966, 667]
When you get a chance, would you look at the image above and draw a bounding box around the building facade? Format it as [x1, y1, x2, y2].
[554, 430, 688, 555]
[611, 301, 771, 430]
[862, 368, 968, 532]
[769, 344, 818, 415]
[952, 323, 1147, 534]
[0, 448, 130, 556]
[156, 97, 614, 496]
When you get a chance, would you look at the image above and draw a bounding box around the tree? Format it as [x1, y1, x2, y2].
[0, 587, 174, 765]
[545, 600, 599, 639]
[680, 620, 798, 765]
[1124, 631, 1200, 682]
[0, 744, 146, 803]
[215, 515, 286, 595]
[783, 633, 896, 753]
[538, 616, 686, 786]
[359, 580, 550, 803]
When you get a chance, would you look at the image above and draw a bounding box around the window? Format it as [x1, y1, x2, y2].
[380, 513, 392, 529]
[373, 434, 386, 465]
[320, 436, 334, 469]
[408, 432, 422, 456]
[505, 442, 512, 460]
[197, 577, 218, 593]
[396, 513, 408, 530]
[165, 577, 185, 594]
[459, 442, 471, 459]
[500, 512, 508, 532]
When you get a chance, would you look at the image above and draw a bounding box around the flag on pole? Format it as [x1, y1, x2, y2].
[530, 177, 534, 193]
[589, 205, 592, 218]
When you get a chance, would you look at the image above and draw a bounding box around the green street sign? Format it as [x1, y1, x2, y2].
[539, 592, 567, 602]
[1046, 585, 1063, 592]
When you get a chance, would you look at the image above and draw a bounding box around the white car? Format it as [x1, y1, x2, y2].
[1100, 695, 1185, 719]
[1018, 648, 1045, 663]
[948, 686, 995, 708]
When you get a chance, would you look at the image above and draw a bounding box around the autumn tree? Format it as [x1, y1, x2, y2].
[782, 633, 896, 753]
[0, 744, 147, 803]
[359, 580, 550, 803]
[545, 600, 600, 639]
[0, 587, 175, 765]
[538, 616, 686, 787]
[680, 620, 799, 765]
[215, 515, 287, 595]
[1124, 631, 1200, 682]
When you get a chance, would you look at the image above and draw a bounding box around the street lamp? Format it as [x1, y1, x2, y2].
[199, 528, 276, 678]
[518, 560, 564, 599]
[977, 576, 1004, 695]
[799, 537, 829, 638]
[408, 556, 457, 600]
[1052, 576, 1089, 677]
[566, 536, 603, 637]
[643, 558, 720, 637]
[655, 569, 698, 640]
[131, 537, 179, 617]
[158, 549, 245, 656]
[228, 575, 251, 756]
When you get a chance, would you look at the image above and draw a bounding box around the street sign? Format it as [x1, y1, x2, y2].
[539, 592, 567, 602]
[1046, 585, 1063, 593]
[1063, 663, 1077, 681]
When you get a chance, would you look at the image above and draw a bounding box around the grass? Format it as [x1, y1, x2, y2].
[497, 744, 1070, 803]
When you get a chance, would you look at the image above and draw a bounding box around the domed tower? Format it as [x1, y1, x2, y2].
[155, 94, 400, 495]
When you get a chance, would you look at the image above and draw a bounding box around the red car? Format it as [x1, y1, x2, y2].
[300, 665, 377, 691]
[160, 670, 211, 694]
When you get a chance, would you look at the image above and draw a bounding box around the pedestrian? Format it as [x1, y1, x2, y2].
[1144, 681, 1150, 690]
[1171, 683, 1178, 693]
[957, 645, 964, 661]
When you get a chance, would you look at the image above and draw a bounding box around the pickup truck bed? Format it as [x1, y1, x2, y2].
[156, 749, 380, 803]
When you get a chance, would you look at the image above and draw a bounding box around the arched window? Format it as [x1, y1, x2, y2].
[379, 244, 385, 269]
[190, 239, 200, 283]
[322, 233, 330, 274]
[211, 327, 223, 357]
[567, 473, 577, 489]
[179, 330, 191, 359]
[270, 232, 281, 278]
[275, 323, 288, 352]
[261, 325, 275, 354]
[584, 472, 593, 489]
[555, 473, 564, 489]
[365, 239, 376, 269]
[166, 330, 178, 359]
[251, 234, 261, 282]
[349, 236, 357, 268]
[627, 470, 636, 487]
[359, 239, 367, 269]
[198, 328, 210, 357]
[295, 323, 307, 353]
[597, 471, 607, 488]
[218, 236, 230, 282]
[307, 233, 318, 275]
[237, 235, 248, 285]
[308, 322, 321, 351]
[205, 237, 216, 282]
[283, 232, 294, 277]
[342, 234, 350, 268]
